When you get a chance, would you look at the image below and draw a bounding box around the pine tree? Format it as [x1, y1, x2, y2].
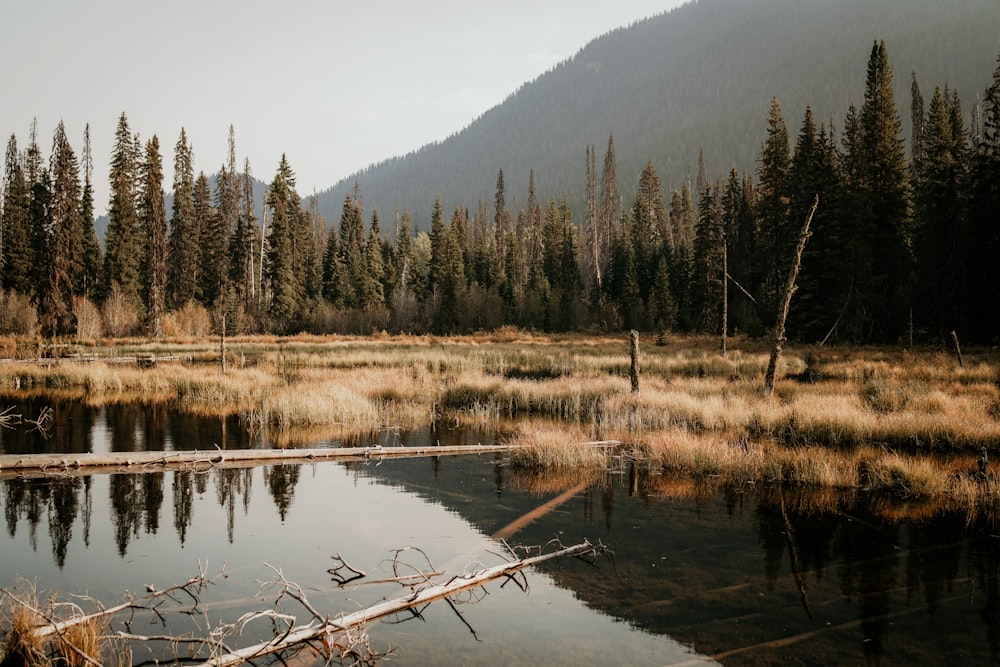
[631, 161, 667, 312]
[692, 181, 725, 334]
[229, 160, 260, 318]
[37, 121, 79, 337]
[103, 112, 142, 306]
[334, 193, 365, 308]
[76, 125, 102, 300]
[360, 210, 385, 309]
[786, 112, 844, 341]
[755, 97, 791, 322]
[967, 55, 1000, 342]
[191, 172, 213, 305]
[168, 129, 199, 308]
[264, 155, 305, 332]
[913, 86, 968, 340]
[584, 145, 601, 291]
[493, 169, 511, 290]
[1, 134, 34, 294]
[855, 40, 913, 342]
[599, 134, 619, 280]
[140, 136, 168, 337]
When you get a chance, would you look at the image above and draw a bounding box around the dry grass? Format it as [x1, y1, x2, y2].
[1, 332, 1000, 515]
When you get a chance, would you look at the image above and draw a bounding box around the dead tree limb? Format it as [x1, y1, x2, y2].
[192, 540, 595, 667]
[763, 195, 818, 397]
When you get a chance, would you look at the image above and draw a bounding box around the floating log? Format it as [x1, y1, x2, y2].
[0, 441, 623, 480]
[190, 540, 595, 667]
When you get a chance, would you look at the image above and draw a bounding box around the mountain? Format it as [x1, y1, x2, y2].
[315, 0, 1000, 230]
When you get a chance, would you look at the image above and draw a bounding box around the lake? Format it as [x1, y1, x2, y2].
[2, 401, 999, 665]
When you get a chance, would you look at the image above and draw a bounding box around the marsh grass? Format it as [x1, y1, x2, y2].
[2, 333, 1000, 514]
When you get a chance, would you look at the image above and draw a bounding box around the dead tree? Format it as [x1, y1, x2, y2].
[763, 196, 818, 397]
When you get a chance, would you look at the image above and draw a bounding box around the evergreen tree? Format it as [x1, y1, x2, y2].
[584, 145, 601, 291]
[229, 160, 260, 318]
[691, 181, 725, 334]
[755, 97, 791, 322]
[855, 40, 913, 342]
[631, 161, 667, 311]
[191, 172, 214, 305]
[75, 125, 102, 300]
[913, 86, 968, 339]
[168, 129, 199, 308]
[103, 112, 141, 306]
[360, 210, 386, 309]
[1, 135, 34, 294]
[599, 134, 619, 280]
[37, 121, 79, 337]
[264, 155, 305, 332]
[967, 55, 1000, 342]
[334, 193, 365, 308]
[139, 136, 167, 337]
[787, 112, 844, 341]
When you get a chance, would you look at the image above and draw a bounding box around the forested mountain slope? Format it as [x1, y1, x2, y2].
[316, 0, 999, 227]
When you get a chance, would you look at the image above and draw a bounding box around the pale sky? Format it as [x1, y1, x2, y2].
[2, 0, 687, 214]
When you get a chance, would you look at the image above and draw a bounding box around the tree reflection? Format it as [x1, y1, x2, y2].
[109, 472, 164, 556]
[173, 471, 195, 545]
[215, 467, 253, 542]
[265, 465, 299, 521]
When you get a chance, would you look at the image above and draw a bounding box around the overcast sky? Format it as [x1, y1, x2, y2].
[2, 0, 687, 214]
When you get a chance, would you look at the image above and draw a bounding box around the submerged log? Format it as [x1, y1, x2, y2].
[0, 441, 623, 480]
[191, 540, 595, 667]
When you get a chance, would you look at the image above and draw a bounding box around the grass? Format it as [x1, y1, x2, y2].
[2, 331, 1000, 515]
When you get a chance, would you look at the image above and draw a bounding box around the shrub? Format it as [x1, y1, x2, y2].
[100, 284, 141, 337]
[163, 301, 212, 337]
[0, 289, 37, 336]
[73, 296, 103, 339]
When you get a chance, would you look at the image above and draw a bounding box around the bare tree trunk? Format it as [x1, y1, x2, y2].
[951, 330, 964, 369]
[720, 236, 728, 357]
[763, 196, 818, 397]
[220, 314, 227, 375]
[630, 330, 640, 394]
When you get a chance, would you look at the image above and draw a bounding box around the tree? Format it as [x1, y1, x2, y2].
[584, 145, 601, 291]
[168, 129, 199, 308]
[786, 112, 843, 342]
[75, 124, 102, 299]
[264, 155, 306, 332]
[103, 112, 141, 306]
[755, 97, 791, 322]
[360, 210, 386, 310]
[191, 172, 214, 305]
[1, 134, 34, 294]
[967, 55, 1000, 342]
[598, 135, 619, 280]
[37, 121, 79, 337]
[691, 181, 725, 333]
[140, 136, 168, 337]
[229, 159, 260, 319]
[854, 40, 913, 342]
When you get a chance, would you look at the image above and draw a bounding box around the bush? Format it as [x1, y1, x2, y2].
[73, 296, 103, 339]
[0, 290, 37, 336]
[164, 301, 212, 337]
[101, 284, 141, 337]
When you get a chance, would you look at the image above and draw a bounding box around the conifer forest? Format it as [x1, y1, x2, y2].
[3, 42, 1000, 346]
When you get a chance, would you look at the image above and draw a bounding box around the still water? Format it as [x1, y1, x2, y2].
[2, 402, 999, 665]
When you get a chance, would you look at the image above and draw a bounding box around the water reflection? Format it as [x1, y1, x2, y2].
[3, 404, 1000, 664]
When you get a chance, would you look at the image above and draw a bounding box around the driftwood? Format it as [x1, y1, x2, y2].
[190, 540, 595, 667]
[0, 441, 623, 480]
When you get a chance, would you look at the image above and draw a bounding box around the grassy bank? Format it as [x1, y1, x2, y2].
[1, 332, 998, 513]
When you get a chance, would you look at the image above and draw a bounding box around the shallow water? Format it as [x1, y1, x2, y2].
[2, 402, 999, 665]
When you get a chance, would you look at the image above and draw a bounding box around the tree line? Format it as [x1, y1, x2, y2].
[2, 42, 999, 344]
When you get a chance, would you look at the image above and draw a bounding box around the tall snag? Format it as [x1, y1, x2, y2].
[763, 195, 818, 397]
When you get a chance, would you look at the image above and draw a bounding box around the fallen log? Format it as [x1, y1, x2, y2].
[0, 441, 624, 480]
[188, 540, 595, 667]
